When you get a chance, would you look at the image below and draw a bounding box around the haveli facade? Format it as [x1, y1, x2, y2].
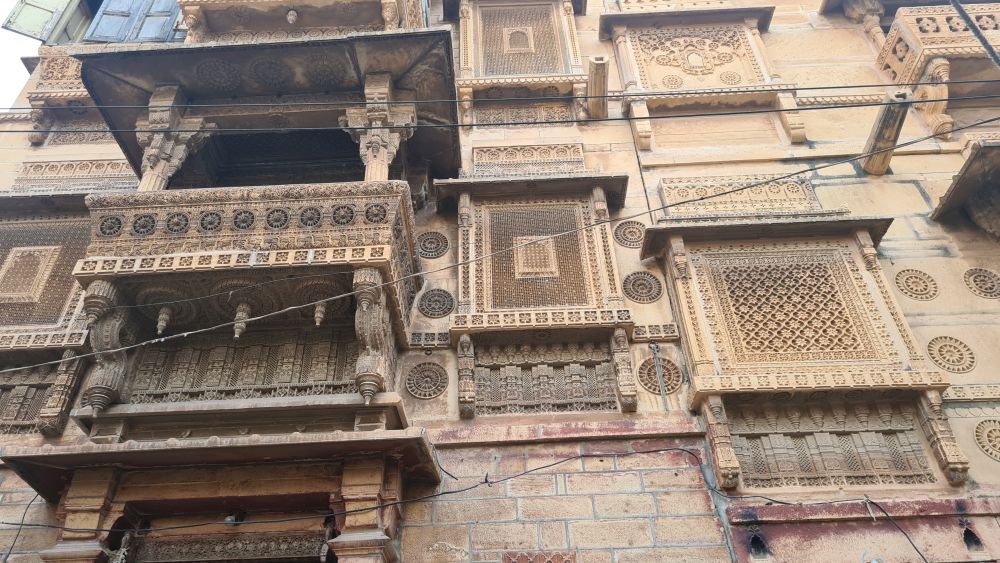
[0, 0, 997, 559]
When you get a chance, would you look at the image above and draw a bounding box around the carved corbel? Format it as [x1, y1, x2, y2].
[136, 85, 216, 191]
[667, 236, 688, 279]
[854, 229, 880, 270]
[914, 58, 954, 140]
[772, 78, 807, 144]
[81, 280, 140, 413]
[918, 390, 969, 484]
[353, 268, 395, 404]
[861, 90, 912, 175]
[587, 56, 609, 120]
[181, 6, 205, 43]
[573, 81, 588, 120]
[458, 87, 474, 127]
[458, 335, 476, 418]
[611, 328, 638, 413]
[36, 350, 86, 436]
[28, 107, 53, 146]
[627, 100, 652, 150]
[381, 0, 400, 30]
[346, 74, 415, 181]
[701, 396, 741, 489]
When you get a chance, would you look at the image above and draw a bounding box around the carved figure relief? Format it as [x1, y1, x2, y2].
[637, 357, 681, 395]
[474, 341, 618, 415]
[629, 24, 764, 90]
[927, 336, 976, 373]
[730, 398, 937, 487]
[964, 268, 1000, 299]
[975, 419, 1000, 461]
[404, 363, 448, 399]
[895, 269, 939, 300]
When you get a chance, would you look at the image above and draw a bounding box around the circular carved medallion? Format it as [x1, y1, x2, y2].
[265, 208, 290, 229]
[299, 207, 322, 227]
[964, 268, 1000, 299]
[975, 420, 1000, 461]
[98, 216, 123, 237]
[719, 71, 742, 85]
[200, 211, 223, 232]
[331, 205, 355, 226]
[405, 363, 448, 399]
[418, 289, 455, 318]
[165, 213, 190, 234]
[637, 357, 681, 395]
[233, 210, 256, 230]
[614, 221, 646, 249]
[927, 336, 976, 373]
[623, 272, 663, 303]
[895, 269, 939, 300]
[132, 214, 156, 236]
[417, 232, 449, 259]
[250, 58, 293, 88]
[662, 75, 683, 89]
[195, 59, 241, 91]
[364, 203, 388, 224]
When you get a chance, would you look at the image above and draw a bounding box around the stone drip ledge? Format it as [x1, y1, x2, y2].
[425, 412, 702, 447]
[728, 496, 1000, 524]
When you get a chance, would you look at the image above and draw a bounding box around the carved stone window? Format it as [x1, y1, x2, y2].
[478, 3, 566, 75]
[729, 398, 937, 488]
[0, 246, 60, 304]
[504, 27, 535, 53]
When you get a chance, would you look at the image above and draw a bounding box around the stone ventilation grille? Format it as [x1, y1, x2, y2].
[470, 145, 586, 177]
[704, 251, 880, 363]
[487, 206, 591, 309]
[480, 4, 564, 76]
[474, 342, 617, 415]
[125, 329, 359, 404]
[730, 399, 936, 487]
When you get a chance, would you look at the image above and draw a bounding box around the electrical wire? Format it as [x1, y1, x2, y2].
[4, 76, 1000, 111]
[1, 111, 998, 377]
[1, 92, 1000, 134]
[1, 493, 38, 562]
[866, 497, 930, 563]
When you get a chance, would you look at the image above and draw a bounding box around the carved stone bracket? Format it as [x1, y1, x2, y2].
[37, 350, 87, 436]
[702, 395, 741, 489]
[345, 74, 416, 181]
[843, 0, 886, 48]
[135, 86, 216, 192]
[329, 456, 402, 562]
[80, 280, 141, 413]
[611, 328, 637, 412]
[913, 58, 954, 140]
[457, 335, 476, 419]
[354, 268, 397, 404]
[861, 90, 913, 175]
[918, 390, 969, 485]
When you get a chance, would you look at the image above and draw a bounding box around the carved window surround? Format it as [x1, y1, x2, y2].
[598, 8, 806, 148]
[178, 0, 428, 43]
[75, 181, 420, 337]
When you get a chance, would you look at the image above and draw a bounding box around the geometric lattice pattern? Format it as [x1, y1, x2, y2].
[0, 246, 60, 303]
[696, 246, 884, 365]
[479, 4, 565, 76]
[730, 399, 936, 487]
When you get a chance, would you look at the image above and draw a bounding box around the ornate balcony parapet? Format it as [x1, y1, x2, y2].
[74, 181, 420, 338]
[10, 159, 137, 195]
[180, 0, 429, 44]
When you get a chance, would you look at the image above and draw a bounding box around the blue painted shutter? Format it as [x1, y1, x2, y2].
[129, 0, 178, 41]
[84, 0, 179, 42]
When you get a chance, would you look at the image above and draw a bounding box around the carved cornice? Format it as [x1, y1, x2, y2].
[451, 308, 633, 339]
[943, 384, 1000, 402]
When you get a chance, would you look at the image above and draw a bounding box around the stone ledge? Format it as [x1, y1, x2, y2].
[727, 496, 1000, 524]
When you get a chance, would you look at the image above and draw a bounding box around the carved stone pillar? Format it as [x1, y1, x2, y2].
[561, 0, 582, 73]
[37, 350, 85, 436]
[701, 396, 741, 489]
[458, 335, 476, 418]
[611, 328, 637, 412]
[914, 58, 954, 140]
[918, 390, 969, 485]
[328, 456, 402, 562]
[611, 26, 639, 93]
[346, 74, 415, 181]
[354, 268, 395, 404]
[459, 0, 473, 78]
[39, 468, 120, 563]
[588, 56, 609, 120]
[81, 280, 140, 413]
[457, 193, 473, 314]
[136, 85, 215, 192]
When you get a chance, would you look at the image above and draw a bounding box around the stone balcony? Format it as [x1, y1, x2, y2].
[180, 0, 429, 44]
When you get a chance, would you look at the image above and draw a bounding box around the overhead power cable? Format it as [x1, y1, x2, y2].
[0, 92, 999, 133]
[4, 76, 1000, 111]
[0, 112, 997, 377]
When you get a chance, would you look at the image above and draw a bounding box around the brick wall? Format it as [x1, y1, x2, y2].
[401, 437, 731, 562]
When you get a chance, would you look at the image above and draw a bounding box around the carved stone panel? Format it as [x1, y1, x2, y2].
[123, 328, 359, 404]
[477, 3, 567, 76]
[0, 247, 61, 304]
[659, 175, 823, 220]
[628, 24, 766, 91]
[12, 160, 137, 195]
[474, 341, 617, 415]
[729, 397, 938, 488]
[470, 144, 586, 177]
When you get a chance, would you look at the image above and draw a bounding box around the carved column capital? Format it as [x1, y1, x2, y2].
[136, 86, 215, 191]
